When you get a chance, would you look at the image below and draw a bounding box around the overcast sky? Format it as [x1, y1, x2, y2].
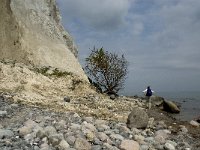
[57, 0, 200, 95]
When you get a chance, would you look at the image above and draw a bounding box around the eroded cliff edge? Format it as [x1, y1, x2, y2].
[0, 0, 87, 80]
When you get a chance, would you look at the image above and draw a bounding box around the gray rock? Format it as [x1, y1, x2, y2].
[189, 120, 199, 127]
[57, 139, 70, 150]
[66, 135, 76, 145]
[96, 124, 110, 132]
[24, 119, 37, 128]
[96, 132, 110, 142]
[82, 121, 97, 132]
[110, 94, 116, 100]
[163, 100, 180, 113]
[93, 137, 102, 145]
[64, 96, 70, 102]
[127, 107, 149, 129]
[133, 134, 145, 143]
[91, 145, 102, 150]
[110, 133, 124, 141]
[11, 103, 19, 108]
[36, 128, 46, 139]
[74, 137, 91, 150]
[55, 120, 67, 130]
[0, 111, 7, 117]
[18, 126, 32, 136]
[40, 142, 50, 150]
[83, 117, 94, 123]
[103, 143, 119, 150]
[119, 140, 140, 150]
[144, 137, 155, 144]
[164, 142, 175, 150]
[0, 129, 14, 139]
[44, 126, 57, 136]
[48, 133, 63, 146]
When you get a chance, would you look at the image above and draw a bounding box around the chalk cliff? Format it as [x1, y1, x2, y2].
[0, 0, 87, 80]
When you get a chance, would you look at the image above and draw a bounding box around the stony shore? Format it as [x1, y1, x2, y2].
[0, 93, 200, 150]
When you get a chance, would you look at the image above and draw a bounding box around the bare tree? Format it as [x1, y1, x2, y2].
[85, 47, 128, 94]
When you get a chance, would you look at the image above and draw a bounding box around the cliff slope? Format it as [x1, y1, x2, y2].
[0, 0, 87, 80]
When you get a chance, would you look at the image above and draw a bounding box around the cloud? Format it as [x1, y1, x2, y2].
[57, 0, 132, 30]
[57, 0, 200, 92]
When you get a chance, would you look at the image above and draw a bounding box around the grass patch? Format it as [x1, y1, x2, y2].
[34, 67, 72, 77]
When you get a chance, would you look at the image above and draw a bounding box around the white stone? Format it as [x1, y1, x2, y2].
[190, 120, 199, 127]
[0, 111, 7, 117]
[164, 142, 175, 150]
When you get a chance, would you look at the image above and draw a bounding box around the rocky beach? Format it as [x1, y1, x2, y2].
[0, 92, 200, 150]
[0, 0, 200, 149]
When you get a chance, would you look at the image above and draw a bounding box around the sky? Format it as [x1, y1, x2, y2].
[57, 0, 200, 95]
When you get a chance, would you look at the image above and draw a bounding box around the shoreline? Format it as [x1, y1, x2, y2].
[128, 93, 200, 122]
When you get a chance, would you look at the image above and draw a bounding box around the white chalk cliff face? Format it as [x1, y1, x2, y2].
[0, 0, 87, 80]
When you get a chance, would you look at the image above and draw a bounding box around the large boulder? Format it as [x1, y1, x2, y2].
[127, 107, 149, 129]
[163, 100, 180, 113]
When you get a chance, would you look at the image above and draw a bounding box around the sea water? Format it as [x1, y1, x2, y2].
[122, 91, 200, 121]
[158, 91, 200, 121]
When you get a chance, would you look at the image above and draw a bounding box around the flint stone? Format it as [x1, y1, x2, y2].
[110, 94, 116, 100]
[127, 107, 149, 129]
[64, 96, 70, 102]
[196, 116, 200, 123]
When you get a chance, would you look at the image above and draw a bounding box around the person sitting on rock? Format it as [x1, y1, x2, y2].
[143, 86, 154, 109]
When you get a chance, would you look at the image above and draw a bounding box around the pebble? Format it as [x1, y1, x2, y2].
[0, 111, 7, 117]
[0, 129, 14, 139]
[74, 137, 91, 150]
[0, 94, 196, 150]
[189, 120, 199, 127]
[120, 140, 140, 150]
[164, 142, 176, 150]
